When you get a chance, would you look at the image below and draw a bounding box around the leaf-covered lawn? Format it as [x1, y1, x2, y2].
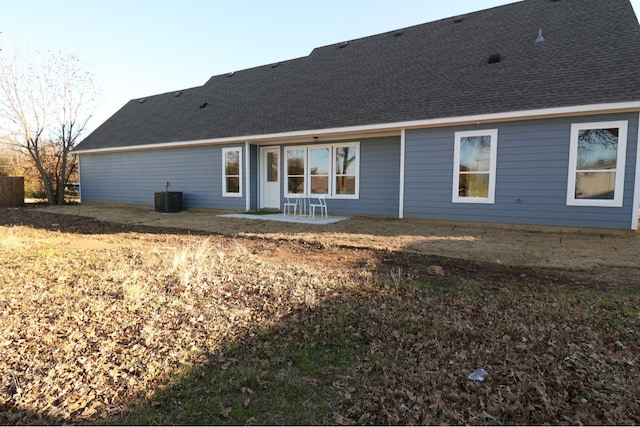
[0, 210, 639, 425]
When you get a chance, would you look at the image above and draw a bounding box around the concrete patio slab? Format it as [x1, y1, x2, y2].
[218, 213, 349, 225]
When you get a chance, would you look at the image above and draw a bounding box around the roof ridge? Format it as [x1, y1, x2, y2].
[76, 0, 640, 152]
[307, 0, 524, 55]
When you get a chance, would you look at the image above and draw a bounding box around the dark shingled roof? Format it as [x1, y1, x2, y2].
[76, 0, 640, 151]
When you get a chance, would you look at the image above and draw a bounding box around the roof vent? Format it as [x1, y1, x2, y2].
[271, 62, 280, 68]
[174, 91, 182, 97]
[393, 29, 404, 36]
[488, 53, 503, 64]
[199, 102, 208, 109]
[453, 16, 464, 23]
[139, 98, 145, 104]
[535, 29, 545, 43]
[227, 71, 235, 77]
[338, 41, 348, 49]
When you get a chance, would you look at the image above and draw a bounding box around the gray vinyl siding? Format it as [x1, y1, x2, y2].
[249, 144, 258, 211]
[78, 112, 638, 229]
[404, 113, 639, 229]
[79, 145, 245, 210]
[355, 136, 401, 217]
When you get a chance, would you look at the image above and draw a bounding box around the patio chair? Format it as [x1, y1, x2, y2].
[309, 195, 328, 219]
[283, 196, 298, 216]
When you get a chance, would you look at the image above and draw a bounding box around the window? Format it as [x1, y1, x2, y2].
[310, 147, 330, 194]
[285, 142, 359, 198]
[286, 148, 305, 194]
[567, 121, 627, 207]
[222, 147, 242, 197]
[452, 129, 498, 204]
[334, 144, 358, 196]
[267, 151, 278, 183]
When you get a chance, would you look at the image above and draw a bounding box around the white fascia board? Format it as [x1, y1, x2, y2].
[74, 135, 254, 154]
[74, 101, 640, 155]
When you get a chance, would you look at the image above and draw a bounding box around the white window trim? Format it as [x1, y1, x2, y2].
[333, 142, 360, 199]
[222, 146, 243, 197]
[566, 121, 627, 207]
[284, 142, 360, 199]
[452, 129, 498, 204]
[308, 144, 333, 196]
[284, 146, 308, 196]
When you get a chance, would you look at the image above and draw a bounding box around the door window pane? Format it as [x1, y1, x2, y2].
[267, 152, 278, 182]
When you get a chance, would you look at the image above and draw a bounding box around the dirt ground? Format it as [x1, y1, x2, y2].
[30, 204, 640, 285]
[2, 205, 639, 425]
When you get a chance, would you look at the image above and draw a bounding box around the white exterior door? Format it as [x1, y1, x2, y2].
[260, 147, 280, 209]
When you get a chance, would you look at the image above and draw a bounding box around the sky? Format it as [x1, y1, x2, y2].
[2, 0, 640, 134]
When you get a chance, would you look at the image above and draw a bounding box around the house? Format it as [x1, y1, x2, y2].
[74, 0, 640, 230]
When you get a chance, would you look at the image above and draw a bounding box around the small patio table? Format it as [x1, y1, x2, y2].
[283, 195, 324, 217]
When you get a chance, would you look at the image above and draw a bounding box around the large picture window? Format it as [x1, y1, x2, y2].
[222, 147, 242, 197]
[285, 142, 359, 198]
[452, 129, 498, 204]
[567, 121, 627, 207]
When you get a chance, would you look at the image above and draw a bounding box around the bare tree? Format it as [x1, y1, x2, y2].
[0, 48, 98, 204]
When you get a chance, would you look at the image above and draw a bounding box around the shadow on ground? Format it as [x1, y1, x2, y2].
[1, 207, 639, 425]
[35, 204, 640, 271]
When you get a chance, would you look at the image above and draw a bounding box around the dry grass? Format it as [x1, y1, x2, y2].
[0, 221, 355, 424]
[1, 207, 639, 425]
[41, 204, 640, 270]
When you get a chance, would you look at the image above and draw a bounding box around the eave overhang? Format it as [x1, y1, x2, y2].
[74, 101, 640, 155]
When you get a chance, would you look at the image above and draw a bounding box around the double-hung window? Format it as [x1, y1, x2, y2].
[285, 142, 359, 198]
[222, 147, 242, 197]
[309, 146, 331, 194]
[452, 129, 498, 204]
[335, 144, 358, 196]
[286, 148, 306, 194]
[567, 121, 627, 207]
